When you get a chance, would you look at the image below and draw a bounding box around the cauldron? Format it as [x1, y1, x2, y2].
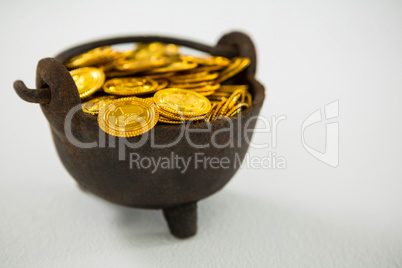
[13, 31, 265, 238]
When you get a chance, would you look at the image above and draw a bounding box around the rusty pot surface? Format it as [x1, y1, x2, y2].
[14, 31, 265, 238]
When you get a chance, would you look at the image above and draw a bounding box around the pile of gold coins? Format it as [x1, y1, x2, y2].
[65, 43, 252, 137]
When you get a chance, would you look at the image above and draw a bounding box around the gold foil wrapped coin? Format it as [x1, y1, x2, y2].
[154, 88, 211, 116]
[65, 46, 119, 69]
[185, 65, 227, 73]
[153, 79, 169, 90]
[98, 97, 159, 137]
[157, 107, 207, 121]
[190, 84, 221, 92]
[158, 116, 185, 124]
[210, 98, 227, 121]
[169, 80, 216, 89]
[170, 72, 219, 83]
[216, 57, 250, 83]
[180, 55, 231, 67]
[82, 95, 118, 115]
[103, 77, 158, 96]
[205, 103, 218, 122]
[218, 85, 249, 92]
[226, 103, 249, 117]
[114, 57, 168, 73]
[70, 67, 106, 99]
[220, 88, 247, 115]
[146, 61, 197, 74]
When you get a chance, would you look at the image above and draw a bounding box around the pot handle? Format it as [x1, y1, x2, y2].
[217, 31, 257, 76]
[14, 58, 81, 115]
[13, 80, 51, 104]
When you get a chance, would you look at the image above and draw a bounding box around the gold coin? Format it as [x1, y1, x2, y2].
[183, 65, 227, 73]
[140, 97, 155, 105]
[130, 96, 155, 105]
[97, 51, 131, 72]
[145, 61, 197, 74]
[133, 42, 165, 59]
[209, 99, 225, 104]
[98, 97, 159, 137]
[65, 46, 119, 69]
[164, 44, 180, 57]
[114, 57, 168, 72]
[133, 43, 180, 59]
[226, 103, 249, 117]
[169, 72, 219, 83]
[216, 57, 250, 83]
[105, 62, 168, 78]
[207, 96, 227, 102]
[208, 91, 231, 98]
[191, 84, 221, 92]
[228, 92, 242, 108]
[217, 85, 249, 93]
[143, 72, 176, 79]
[220, 89, 246, 115]
[104, 70, 138, 78]
[169, 71, 208, 80]
[118, 49, 137, 59]
[70, 67, 105, 99]
[98, 49, 137, 72]
[103, 77, 158, 96]
[205, 103, 218, 122]
[158, 116, 185, 124]
[180, 55, 230, 67]
[154, 88, 211, 116]
[169, 80, 216, 89]
[197, 90, 215, 96]
[82, 95, 118, 115]
[210, 98, 227, 121]
[227, 110, 240, 117]
[157, 107, 206, 121]
[153, 79, 169, 90]
[99, 60, 120, 72]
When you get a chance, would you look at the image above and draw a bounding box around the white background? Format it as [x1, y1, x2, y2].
[1, 0, 402, 267]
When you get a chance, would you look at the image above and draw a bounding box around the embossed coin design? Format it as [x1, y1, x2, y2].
[70, 67, 105, 99]
[154, 88, 211, 116]
[82, 95, 118, 115]
[98, 97, 159, 137]
[103, 77, 158, 96]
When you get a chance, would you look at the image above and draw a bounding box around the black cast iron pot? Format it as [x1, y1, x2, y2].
[13, 31, 265, 238]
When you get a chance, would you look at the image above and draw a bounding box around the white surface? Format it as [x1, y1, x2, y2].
[1, 0, 402, 267]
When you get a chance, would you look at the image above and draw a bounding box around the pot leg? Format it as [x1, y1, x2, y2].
[163, 202, 197, 239]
